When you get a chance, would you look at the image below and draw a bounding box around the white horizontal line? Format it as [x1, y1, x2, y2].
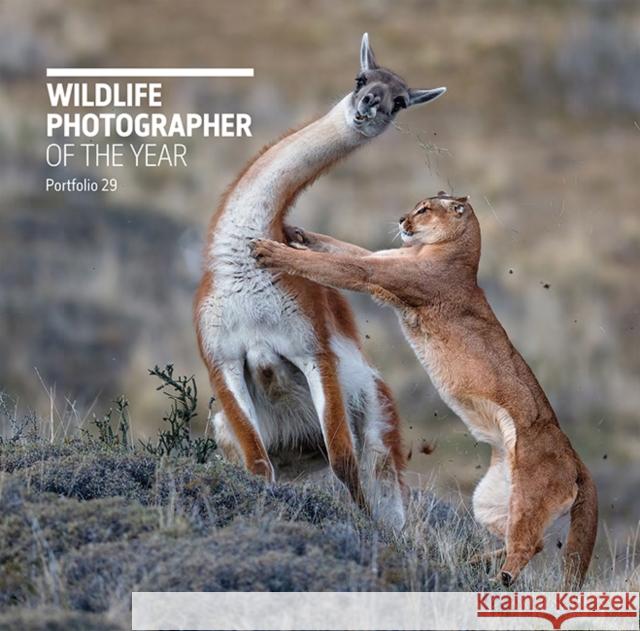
[46, 68, 254, 78]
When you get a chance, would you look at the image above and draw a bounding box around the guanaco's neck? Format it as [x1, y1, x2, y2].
[214, 95, 368, 240]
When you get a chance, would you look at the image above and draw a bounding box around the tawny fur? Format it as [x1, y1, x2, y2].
[252, 193, 598, 587]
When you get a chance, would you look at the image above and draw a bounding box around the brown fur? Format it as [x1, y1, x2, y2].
[252, 193, 598, 587]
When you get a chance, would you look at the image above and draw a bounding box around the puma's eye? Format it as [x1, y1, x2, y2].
[392, 96, 407, 113]
[416, 207, 427, 215]
[355, 76, 366, 91]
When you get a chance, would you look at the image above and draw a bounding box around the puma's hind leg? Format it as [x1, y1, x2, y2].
[499, 485, 552, 586]
[472, 447, 537, 579]
[472, 449, 511, 540]
[499, 450, 577, 586]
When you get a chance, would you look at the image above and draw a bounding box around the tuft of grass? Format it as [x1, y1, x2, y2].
[74, 365, 216, 464]
[0, 391, 39, 444]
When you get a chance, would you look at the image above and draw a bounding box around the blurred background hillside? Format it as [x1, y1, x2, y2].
[0, 0, 638, 551]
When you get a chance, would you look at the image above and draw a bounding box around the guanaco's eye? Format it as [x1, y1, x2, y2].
[392, 96, 407, 113]
[355, 76, 366, 91]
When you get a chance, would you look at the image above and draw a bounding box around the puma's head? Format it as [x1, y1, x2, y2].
[399, 192, 476, 246]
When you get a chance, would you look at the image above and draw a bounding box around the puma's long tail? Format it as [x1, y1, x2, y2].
[564, 459, 598, 588]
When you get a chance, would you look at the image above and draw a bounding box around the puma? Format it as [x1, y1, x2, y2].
[252, 192, 598, 588]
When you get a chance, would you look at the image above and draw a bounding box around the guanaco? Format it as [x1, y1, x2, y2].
[251, 192, 598, 587]
[194, 34, 446, 528]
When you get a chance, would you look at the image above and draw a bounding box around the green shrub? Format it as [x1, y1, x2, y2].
[140, 364, 216, 463]
[88, 396, 131, 449]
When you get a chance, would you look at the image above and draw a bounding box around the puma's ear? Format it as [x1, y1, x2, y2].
[437, 190, 448, 197]
[408, 87, 447, 107]
[453, 202, 466, 215]
[456, 195, 469, 203]
[360, 33, 378, 71]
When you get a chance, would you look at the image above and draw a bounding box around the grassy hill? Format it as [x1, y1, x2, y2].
[0, 438, 467, 630]
[0, 372, 636, 630]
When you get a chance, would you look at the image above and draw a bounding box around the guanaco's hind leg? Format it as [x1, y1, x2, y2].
[291, 353, 368, 512]
[211, 411, 243, 464]
[500, 427, 579, 586]
[209, 361, 275, 481]
[360, 379, 405, 530]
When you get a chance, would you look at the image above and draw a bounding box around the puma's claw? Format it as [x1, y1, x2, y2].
[500, 571, 514, 587]
[283, 225, 309, 248]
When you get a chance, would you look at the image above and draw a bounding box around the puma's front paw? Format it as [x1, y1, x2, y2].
[250, 239, 292, 269]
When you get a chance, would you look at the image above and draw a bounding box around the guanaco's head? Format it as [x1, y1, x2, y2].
[399, 192, 477, 247]
[347, 33, 446, 138]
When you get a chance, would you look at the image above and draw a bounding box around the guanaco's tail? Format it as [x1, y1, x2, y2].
[563, 459, 598, 588]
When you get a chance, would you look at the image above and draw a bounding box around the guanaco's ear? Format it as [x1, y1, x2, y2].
[408, 87, 447, 107]
[360, 33, 378, 71]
